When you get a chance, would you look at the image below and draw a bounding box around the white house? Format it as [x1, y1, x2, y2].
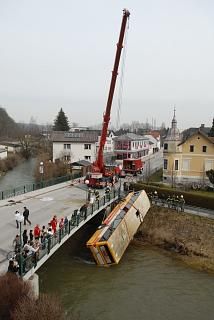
[52, 131, 101, 163]
[144, 135, 160, 155]
[0, 148, 7, 160]
[0, 142, 22, 153]
[96, 131, 116, 153]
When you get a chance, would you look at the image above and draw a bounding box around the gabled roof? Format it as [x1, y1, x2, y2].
[52, 131, 100, 143]
[71, 160, 91, 166]
[178, 128, 214, 146]
[113, 133, 149, 141]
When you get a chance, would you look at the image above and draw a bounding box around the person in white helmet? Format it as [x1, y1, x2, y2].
[180, 195, 185, 212]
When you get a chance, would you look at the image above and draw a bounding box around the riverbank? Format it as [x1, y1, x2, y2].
[136, 206, 214, 273]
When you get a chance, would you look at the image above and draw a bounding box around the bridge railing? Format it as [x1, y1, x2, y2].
[0, 173, 81, 200]
[20, 188, 120, 277]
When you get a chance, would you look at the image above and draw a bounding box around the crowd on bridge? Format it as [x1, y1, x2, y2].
[9, 207, 70, 275]
[8, 186, 115, 275]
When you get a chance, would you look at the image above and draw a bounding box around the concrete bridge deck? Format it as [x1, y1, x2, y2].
[0, 179, 120, 278]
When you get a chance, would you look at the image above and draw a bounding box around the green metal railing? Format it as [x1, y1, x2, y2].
[0, 173, 81, 200]
[20, 188, 120, 277]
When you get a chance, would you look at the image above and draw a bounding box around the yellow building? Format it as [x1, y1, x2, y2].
[163, 113, 214, 186]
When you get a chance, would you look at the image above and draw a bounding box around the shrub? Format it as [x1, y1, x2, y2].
[12, 293, 66, 320]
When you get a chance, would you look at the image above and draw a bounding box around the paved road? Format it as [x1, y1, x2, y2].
[0, 180, 88, 274]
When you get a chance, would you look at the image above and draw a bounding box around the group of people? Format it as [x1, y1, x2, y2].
[10, 208, 69, 274]
[148, 191, 185, 211]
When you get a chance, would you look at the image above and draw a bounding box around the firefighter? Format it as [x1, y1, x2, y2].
[180, 195, 185, 212]
[153, 190, 158, 205]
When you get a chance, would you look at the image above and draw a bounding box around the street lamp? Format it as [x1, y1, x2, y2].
[16, 214, 24, 277]
[39, 161, 44, 187]
[85, 179, 90, 201]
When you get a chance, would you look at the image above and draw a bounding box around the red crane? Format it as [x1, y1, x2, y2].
[88, 9, 130, 188]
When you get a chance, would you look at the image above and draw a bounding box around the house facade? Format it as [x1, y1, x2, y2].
[0, 148, 7, 160]
[114, 133, 149, 163]
[52, 130, 115, 164]
[0, 142, 21, 153]
[163, 113, 214, 185]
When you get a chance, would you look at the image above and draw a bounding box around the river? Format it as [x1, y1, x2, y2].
[39, 220, 214, 320]
[1, 161, 214, 319]
[0, 158, 36, 191]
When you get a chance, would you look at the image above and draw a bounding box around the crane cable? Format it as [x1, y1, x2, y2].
[116, 19, 129, 130]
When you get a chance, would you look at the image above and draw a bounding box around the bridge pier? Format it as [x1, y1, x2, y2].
[28, 273, 39, 298]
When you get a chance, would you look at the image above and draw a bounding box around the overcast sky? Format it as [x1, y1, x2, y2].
[0, 0, 214, 130]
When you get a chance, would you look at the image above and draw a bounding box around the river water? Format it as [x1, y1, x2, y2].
[0, 158, 36, 191]
[1, 161, 214, 319]
[39, 221, 214, 320]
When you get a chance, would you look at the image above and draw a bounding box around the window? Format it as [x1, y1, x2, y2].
[205, 160, 213, 171]
[175, 160, 179, 170]
[182, 159, 190, 171]
[64, 155, 71, 161]
[163, 159, 168, 169]
[164, 143, 168, 150]
[190, 145, 194, 152]
[84, 144, 91, 150]
[202, 145, 207, 153]
[85, 156, 91, 160]
[64, 144, 71, 149]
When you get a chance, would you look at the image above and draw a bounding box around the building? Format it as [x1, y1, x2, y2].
[144, 134, 160, 155]
[0, 142, 22, 153]
[163, 112, 214, 186]
[114, 133, 149, 163]
[52, 130, 115, 164]
[0, 148, 7, 160]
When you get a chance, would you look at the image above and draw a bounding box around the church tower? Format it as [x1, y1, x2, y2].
[163, 108, 182, 184]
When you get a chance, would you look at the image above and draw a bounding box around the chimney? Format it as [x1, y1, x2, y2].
[200, 124, 205, 128]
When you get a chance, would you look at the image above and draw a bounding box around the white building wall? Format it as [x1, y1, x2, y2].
[0, 149, 7, 160]
[53, 142, 97, 163]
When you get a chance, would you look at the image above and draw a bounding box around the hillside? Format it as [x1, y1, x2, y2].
[0, 107, 19, 138]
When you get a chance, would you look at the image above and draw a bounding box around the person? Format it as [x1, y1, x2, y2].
[14, 211, 21, 229]
[153, 191, 158, 204]
[64, 216, 68, 233]
[87, 188, 93, 202]
[80, 204, 88, 220]
[180, 195, 185, 212]
[22, 229, 28, 246]
[34, 224, 41, 240]
[40, 226, 47, 249]
[29, 230, 34, 242]
[95, 190, 100, 201]
[7, 259, 19, 274]
[13, 234, 21, 253]
[23, 206, 31, 226]
[59, 218, 64, 230]
[50, 216, 57, 234]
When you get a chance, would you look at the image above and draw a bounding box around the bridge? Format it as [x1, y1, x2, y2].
[0, 178, 120, 286]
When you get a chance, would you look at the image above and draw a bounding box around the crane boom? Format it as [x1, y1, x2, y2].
[94, 9, 130, 173]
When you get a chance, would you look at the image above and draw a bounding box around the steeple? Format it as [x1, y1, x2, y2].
[166, 107, 180, 141]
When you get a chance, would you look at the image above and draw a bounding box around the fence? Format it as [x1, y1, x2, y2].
[20, 188, 120, 277]
[0, 173, 82, 200]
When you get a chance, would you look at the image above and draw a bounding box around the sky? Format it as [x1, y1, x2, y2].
[0, 0, 214, 130]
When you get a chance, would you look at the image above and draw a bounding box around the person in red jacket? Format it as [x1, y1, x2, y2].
[50, 216, 57, 234]
[34, 224, 41, 240]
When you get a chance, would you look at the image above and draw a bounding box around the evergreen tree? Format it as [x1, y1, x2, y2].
[53, 108, 70, 131]
[208, 118, 214, 137]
